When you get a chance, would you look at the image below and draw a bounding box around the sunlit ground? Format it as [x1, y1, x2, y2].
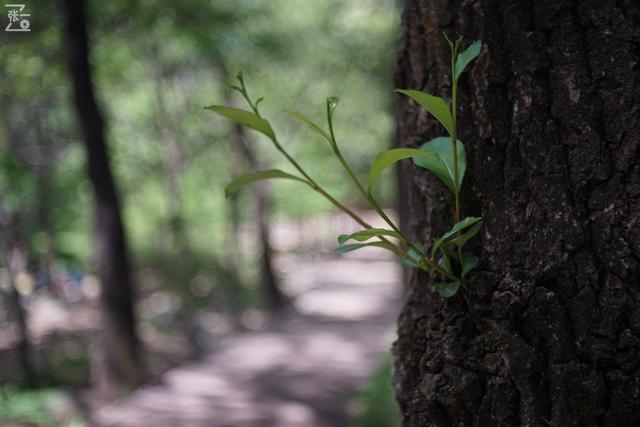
[0, 212, 403, 426]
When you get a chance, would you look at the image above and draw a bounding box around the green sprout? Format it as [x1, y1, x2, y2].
[206, 36, 483, 297]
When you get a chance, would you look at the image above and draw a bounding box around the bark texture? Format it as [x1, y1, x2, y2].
[64, 0, 142, 392]
[392, 1, 640, 426]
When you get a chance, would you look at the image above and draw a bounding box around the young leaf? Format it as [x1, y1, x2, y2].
[398, 247, 422, 268]
[413, 137, 466, 192]
[443, 32, 455, 51]
[399, 256, 418, 268]
[436, 281, 461, 298]
[326, 96, 340, 140]
[338, 228, 401, 245]
[368, 148, 438, 194]
[461, 253, 479, 278]
[438, 242, 458, 275]
[454, 40, 482, 81]
[449, 221, 482, 248]
[395, 90, 454, 136]
[205, 105, 275, 141]
[327, 97, 340, 122]
[225, 169, 306, 198]
[334, 241, 399, 255]
[284, 111, 333, 146]
[397, 242, 426, 268]
[431, 216, 483, 258]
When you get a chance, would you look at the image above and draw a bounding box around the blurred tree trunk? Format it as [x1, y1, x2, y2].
[6, 243, 35, 388]
[0, 207, 35, 388]
[216, 63, 286, 311]
[151, 62, 192, 259]
[63, 0, 142, 393]
[35, 121, 56, 292]
[392, 0, 640, 425]
[230, 122, 287, 310]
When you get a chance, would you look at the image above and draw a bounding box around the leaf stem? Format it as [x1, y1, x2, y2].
[450, 40, 464, 264]
[451, 43, 461, 224]
[234, 75, 458, 282]
[330, 138, 457, 280]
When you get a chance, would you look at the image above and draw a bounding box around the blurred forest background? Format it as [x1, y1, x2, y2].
[0, 0, 402, 425]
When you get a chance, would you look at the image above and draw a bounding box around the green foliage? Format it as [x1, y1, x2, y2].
[204, 105, 276, 140]
[224, 169, 307, 198]
[454, 40, 482, 81]
[2, 0, 401, 318]
[210, 35, 483, 297]
[349, 357, 400, 427]
[436, 281, 461, 298]
[413, 137, 466, 192]
[367, 148, 437, 194]
[398, 247, 423, 268]
[333, 241, 399, 255]
[0, 386, 75, 427]
[461, 253, 479, 278]
[431, 216, 482, 259]
[338, 228, 401, 245]
[284, 111, 333, 145]
[394, 89, 453, 135]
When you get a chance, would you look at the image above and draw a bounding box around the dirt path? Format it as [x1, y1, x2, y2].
[96, 251, 402, 427]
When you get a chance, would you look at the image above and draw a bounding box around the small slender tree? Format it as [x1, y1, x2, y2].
[63, 0, 142, 394]
[229, 121, 287, 309]
[0, 205, 35, 388]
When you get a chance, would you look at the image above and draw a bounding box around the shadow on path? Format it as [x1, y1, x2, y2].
[97, 253, 402, 427]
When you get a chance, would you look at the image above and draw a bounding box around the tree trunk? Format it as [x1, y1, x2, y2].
[230, 123, 287, 310]
[0, 207, 36, 388]
[392, 1, 640, 426]
[63, 0, 142, 393]
[6, 242, 35, 388]
[151, 60, 191, 258]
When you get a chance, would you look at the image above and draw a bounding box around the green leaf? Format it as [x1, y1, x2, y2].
[438, 243, 458, 275]
[436, 281, 461, 298]
[398, 248, 421, 268]
[205, 105, 275, 141]
[284, 111, 333, 146]
[327, 96, 340, 122]
[412, 137, 466, 192]
[338, 228, 401, 245]
[454, 40, 481, 81]
[443, 32, 455, 51]
[334, 241, 399, 255]
[449, 221, 482, 248]
[326, 97, 340, 145]
[395, 90, 454, 136]
[431, 216, 483, 258]
[397, 243, 425, 268]
[461, 253, 479, 278]
[225, 170, 306, 198]
[368, 148, 438, 194]
[399, 257, 418, 268]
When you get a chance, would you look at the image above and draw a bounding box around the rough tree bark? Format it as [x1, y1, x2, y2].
[63, 0, 142, 393]
[392, 1, 640, 426]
